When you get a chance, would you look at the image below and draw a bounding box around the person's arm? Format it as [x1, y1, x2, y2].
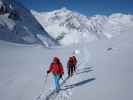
[47, 63, 53, 74]
[74, 56, 77, 65]
[75, 58, 77, 64]
[59, 63, 64, 79]
[59, 63, 64, 74]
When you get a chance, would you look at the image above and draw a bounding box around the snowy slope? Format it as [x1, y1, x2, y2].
[69, 26, 133, 100]
[0, 0, 57, 47]
[0, 27, 133, 100]
[32, 8, 133, 45]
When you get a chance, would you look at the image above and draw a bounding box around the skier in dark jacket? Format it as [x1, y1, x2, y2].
[72, 55, 77, 72]
[67, 57, 75, 77]
[47, 57, 64, 90]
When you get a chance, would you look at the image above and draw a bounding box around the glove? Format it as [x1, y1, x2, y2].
[47, 70, 50, 74]
[59, 74, 62, 78]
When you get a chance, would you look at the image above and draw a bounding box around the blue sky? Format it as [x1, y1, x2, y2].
[17, 0, 133, 15]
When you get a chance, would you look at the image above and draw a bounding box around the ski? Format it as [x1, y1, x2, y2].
[45, 76, 69, 100]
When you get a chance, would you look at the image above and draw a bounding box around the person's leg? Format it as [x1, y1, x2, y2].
[53, 74, 57, 89]
[68, 67, 71, 77]
[56, 74, 60, 90]
[53, 74, 60, 90]
[54, 74, 59, 90]
[71, 66, 73, 77]
[72, 66, 74, 76]
[73, 64, 76, 72]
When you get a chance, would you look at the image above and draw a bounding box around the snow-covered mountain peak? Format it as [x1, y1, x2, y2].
[53, 7, 71, 14]
[32, 8, 133, 45]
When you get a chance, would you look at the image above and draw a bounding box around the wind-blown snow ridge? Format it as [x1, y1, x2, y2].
[0, 0, 57, 47]
[32, 8, 133, 45]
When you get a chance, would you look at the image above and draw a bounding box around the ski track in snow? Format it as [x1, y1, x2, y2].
[36, 65, 94, 100]
[35, 75, 71, 100]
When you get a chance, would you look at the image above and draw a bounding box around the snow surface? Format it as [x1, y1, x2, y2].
[32, 8, 133, 45]
[0, 27, 133, 100]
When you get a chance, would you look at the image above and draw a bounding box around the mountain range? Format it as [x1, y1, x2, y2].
[0, 0, 133, 46]
[32, 7, 133, 45]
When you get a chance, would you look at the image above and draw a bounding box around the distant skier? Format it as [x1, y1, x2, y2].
[47, 57, 64, 91]
[67, 56, 77, 77]
[72, 55, 77, 72]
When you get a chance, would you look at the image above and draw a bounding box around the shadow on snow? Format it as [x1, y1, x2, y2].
[45, 66, 95, 100]
[62, 78, 96, 90]
[76, 69, 93, 75]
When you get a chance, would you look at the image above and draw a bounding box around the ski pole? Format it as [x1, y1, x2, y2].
[61, 77, 64, 81]
[42, 73, 48, 91]
[36, 73, 48, 100]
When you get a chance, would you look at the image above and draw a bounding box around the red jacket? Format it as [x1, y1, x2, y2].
[48, 63, 64, 74]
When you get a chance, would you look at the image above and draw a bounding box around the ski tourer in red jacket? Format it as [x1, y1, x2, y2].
[47, 57, 64, 75]
[47, 57, 64, 90]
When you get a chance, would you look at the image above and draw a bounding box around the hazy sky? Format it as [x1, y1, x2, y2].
[17, 0, 133, 15]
